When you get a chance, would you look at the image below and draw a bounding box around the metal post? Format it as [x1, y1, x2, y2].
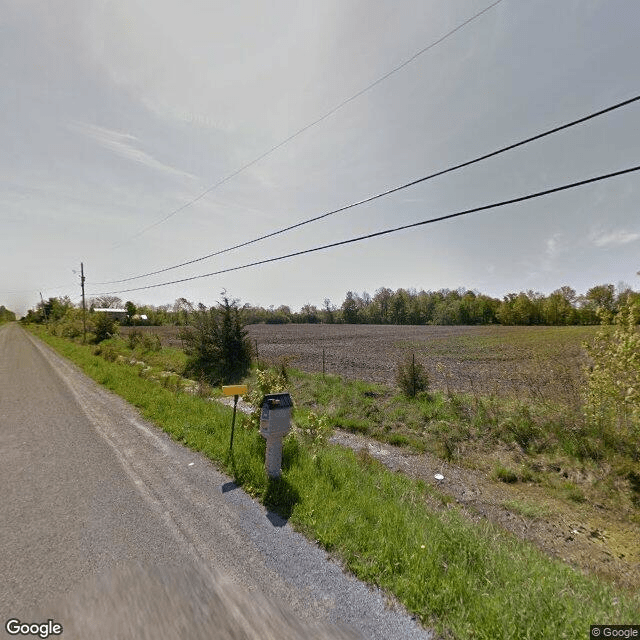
[412, 353, 416, 397]
[229, 394, 239, 451]
[255, 339, 259, 361]
[322, 348, 325, 378]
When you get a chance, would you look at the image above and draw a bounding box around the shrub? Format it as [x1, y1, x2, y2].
[100, 345, 118, 362]
[180, 297, 253, 385]
[93, 312, 118, 343]
[60, 319, 82, 339]
[396, 354, 429, 397]
[127, 329, 142, 349]
[142, 334, 161, 352]
[243, 366, 288, 430]
[44, 307, 93, 341]
[276, 357, 290, 383]
[299, 411, 332, 449]
[583, 301, 640, 453]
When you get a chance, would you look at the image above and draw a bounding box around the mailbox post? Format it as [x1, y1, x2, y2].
[222, 385, 248, 452]
[259, 393, 293, 478]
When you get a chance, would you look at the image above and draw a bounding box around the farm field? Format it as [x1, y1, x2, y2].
[122, 323, 599, 404]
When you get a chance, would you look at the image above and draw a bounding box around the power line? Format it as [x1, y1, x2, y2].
[91, 93, 640, 286]
[88, 164, 640, 297]
[110, 0, 504, 248]
[0, 283, 75, 295]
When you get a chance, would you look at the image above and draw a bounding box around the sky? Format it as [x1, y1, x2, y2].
[1, 0, 639, 316]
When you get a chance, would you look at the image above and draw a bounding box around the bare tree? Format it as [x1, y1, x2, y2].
[93, 296, 124, 309]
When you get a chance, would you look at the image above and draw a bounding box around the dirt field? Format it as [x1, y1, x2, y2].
[122, 323, 597, 404]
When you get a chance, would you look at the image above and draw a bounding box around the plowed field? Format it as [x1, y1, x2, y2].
[121, 323, 598, 404]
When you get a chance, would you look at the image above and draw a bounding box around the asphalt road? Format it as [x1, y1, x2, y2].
[0, 324, 433, 640]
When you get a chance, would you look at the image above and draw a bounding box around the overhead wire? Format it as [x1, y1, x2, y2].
[90, 93, 640, 285]
[88, 164, 640, 296]
[0, 283, 76, 295]
[109, 0, 504, 248]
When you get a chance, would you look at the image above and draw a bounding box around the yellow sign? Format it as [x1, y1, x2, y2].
[222, 384, 248, 396]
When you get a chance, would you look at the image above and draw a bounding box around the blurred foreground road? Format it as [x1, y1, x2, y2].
[0, 324, 432, 640]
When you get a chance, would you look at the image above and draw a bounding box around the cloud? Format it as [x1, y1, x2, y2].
[545, 232, 564, 258]
[589, 228, 640, 248]
[69, 122, 196, 181]
[533, 232, 569, 275]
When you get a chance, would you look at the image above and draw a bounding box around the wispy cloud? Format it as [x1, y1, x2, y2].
[69, 122, 196, 181]
[589, 228, 640, 248]
[545, 232, 564, 258]
[534, 232, 569, 275]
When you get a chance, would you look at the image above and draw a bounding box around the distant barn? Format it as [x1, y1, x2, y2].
[93, 308, 127, 321]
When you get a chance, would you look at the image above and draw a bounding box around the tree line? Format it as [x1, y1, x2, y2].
[20, 283, 640, 328]
[243, 284, 639, 326]
[0, 305, 16, 323]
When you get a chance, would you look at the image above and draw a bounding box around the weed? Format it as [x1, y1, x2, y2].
[196, 376, 213, 399]
[142, 334, 162, 352]
[501, 405, 541, 452]
[562, 482, 587, 503]
[355, 448, 384, 471]
[439, 432, 458, 462]
[242, 366, 287, 430]
[502, 499, 552, 519]
[100, 344, 118, 362]
[386, 433, 410, 447]
[297, 411, 332, 449]
[334, 416, 370, 435]
[628, 471, 640, 507]
[127, 329, 142, 349]
[277, 357, 290, 383]
[494, 464, 519, 484]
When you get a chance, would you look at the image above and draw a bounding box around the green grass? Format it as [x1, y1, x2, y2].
[286, 366, 640, 515]
[104, 335, 189, 373]
[501, 499, 553, 519]
[29, 327, 640, 639]
[493, 464, 519, 484]
[289, 368, 571, 457]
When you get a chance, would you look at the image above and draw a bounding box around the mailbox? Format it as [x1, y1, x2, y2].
[259, 392, 293, 478]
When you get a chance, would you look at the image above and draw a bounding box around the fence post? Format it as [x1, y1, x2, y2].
[412, 353, 416, 397]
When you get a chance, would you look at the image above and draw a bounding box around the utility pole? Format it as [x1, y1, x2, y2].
[39, 292, 48, 325]
[81, 262, 87, 343]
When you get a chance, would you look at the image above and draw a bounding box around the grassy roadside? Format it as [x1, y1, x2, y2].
[28, 327, 640, 639]
[286, 369, 640, 520]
